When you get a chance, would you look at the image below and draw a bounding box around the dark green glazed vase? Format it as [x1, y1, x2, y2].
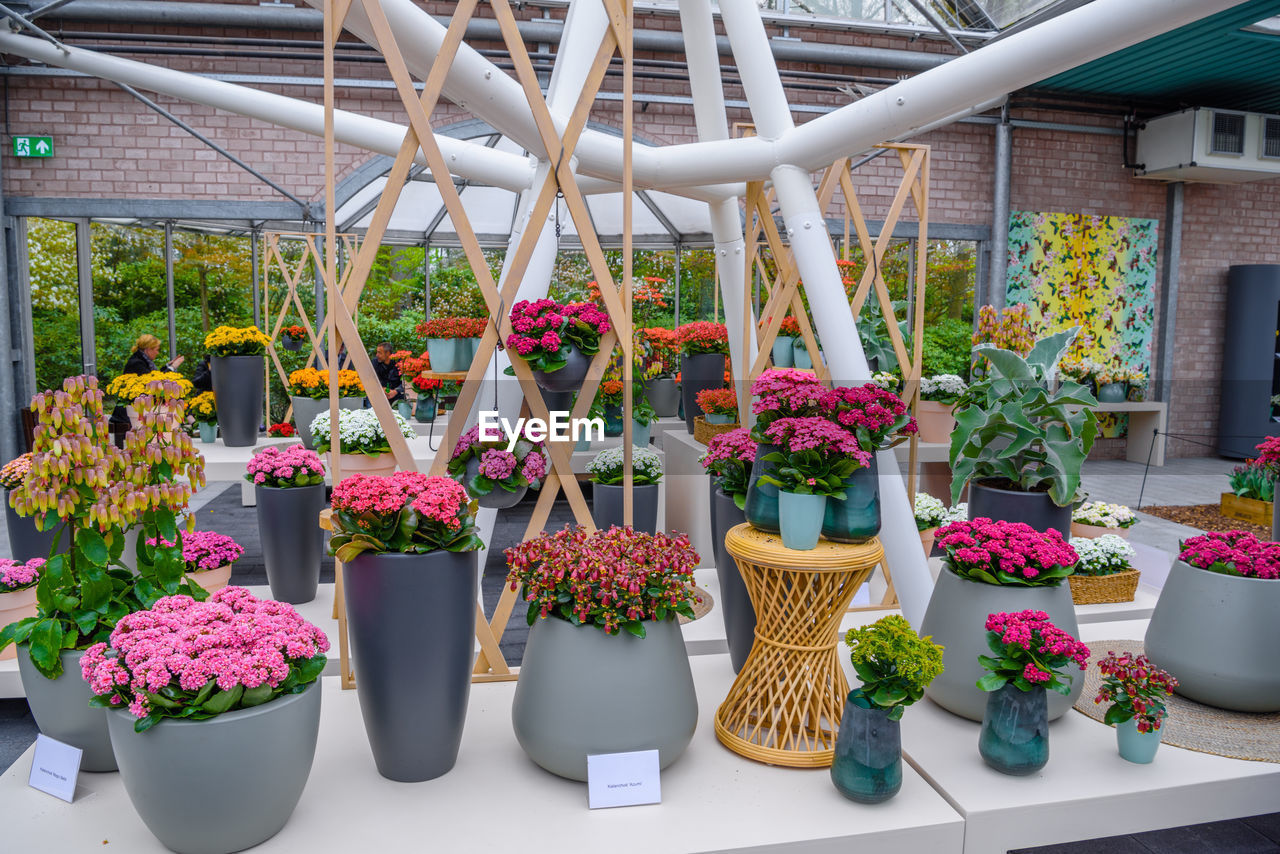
[821, 456, 881, 543]
[743, 442, 781, 534]
[978, 683, 1049, 776]
[830, 697, 902, 803]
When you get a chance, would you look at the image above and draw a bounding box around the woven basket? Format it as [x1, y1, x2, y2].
[1068, 569, 1140, 605]
[693, 415, 739, 445]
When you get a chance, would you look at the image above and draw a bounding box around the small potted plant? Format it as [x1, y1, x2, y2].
[148, 530, 244, 595]
[417, 317, 466, 374]
[411, 375, 443, 422]
[1259, 435, 1280, 540]
[832, 615, 943, 803]
[916, 374, 967, 444]
[0, 558, 42, 661]
[288, 367, 364, 450]
[1145, 530, 1280, 712]
[1067, 534, 1139, 604]
[744, 368, 827, 533]
[1122, 368, 1148, 402]
[329, 472, 484, 781]
[1069, 503, 1135, 540]
[676, 321, 729, 432]
[638, 327, 680, 417]
[759, 416, 871, 551]
[586, 446, 663, 534]
[1094, 652, 1178, 764]
[505, 525, 700, 781]
[699, 428, 757, 671]
[81, 587, 328, 853]
[1, 453, 65, 562]
[976, 609, 1090, 775]
[204, 324, 272, 447]
[246, 444, 327, 603]
[311, 407, 414, 477]
[771, 315, 802, 367]
[594, 378, 626, 436]
[1094, 365, 1127, 403]
[914, 492, 948, 555]
[188, 391, 218, 443]
[920, 517, 1083, 722]
[281, 323, 308, 351]
[506, 299, 611, 391]
[268, 422, 296, 438]
[871, 371, 902, 394]
[448, 425, 547, 509]
[696, 386, 738, 426]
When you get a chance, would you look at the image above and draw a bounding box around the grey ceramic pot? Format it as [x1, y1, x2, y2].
[512, 615, 698, 781]
[211, 354, 264, 447]
[4, 495, 68, 562]
[292, 396, 362, 450]
[18, 648, 116, 772]
[1145, 560, 1280, 712]
[464, 457, 527, 509]
[533, 345, 591, 392]
[969, 479, 1071, 539]
[711, 484, 754, 673]
[108, 683, 321, 854]
[643, 376, 680, 418]
[1097, 382, 1127, 403]
[919, 566, 1083, 722]
[345, 549, 478, 781]
[592, 482, 659, 534]
[680, 353, 725, 433]
[256, 483, 325, 604]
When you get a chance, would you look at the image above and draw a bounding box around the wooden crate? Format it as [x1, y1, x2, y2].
[1220, 492, 1274, 526]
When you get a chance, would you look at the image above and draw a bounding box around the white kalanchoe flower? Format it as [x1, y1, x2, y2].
[1070, 534, 1135, 576]
[310, 408, 415, 453]
[1072, 501, 1138, 529]
[914, 492, 947, 529]
[586, 445, 663, 484]
[942, 502, 969, 524]
[871, 371, 901, 391]
[919, 374, 968, 403]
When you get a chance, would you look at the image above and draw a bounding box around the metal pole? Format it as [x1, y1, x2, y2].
[987, 108, 1012, 310]
[75, 218, 96, 376]
[423, 240, 431, 319]
[1155, 182, 1183, 405]
[0, 156, 18, 460]
[672, 243, 681, 328]
[164, 221, 177, 360]
[12, 217, 35, 400]
[250, 229, 261, 328]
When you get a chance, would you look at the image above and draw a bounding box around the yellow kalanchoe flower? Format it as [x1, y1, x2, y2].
[107, 371, 193, 401]
[204, 325, 272, 357]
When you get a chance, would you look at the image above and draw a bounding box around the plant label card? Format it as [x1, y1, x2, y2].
[28, 734, 82, 803]
[587, 749, 661, 809]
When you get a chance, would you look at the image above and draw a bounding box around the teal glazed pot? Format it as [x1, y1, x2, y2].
[771, 337, 793, 368]
[978, 683, 1048, 776]
[743, 442, 781, 534]
[426, 338, 457, 373]
[414, 395, 437, 423]
[778, 491, 826, 550]
[830, 699, 902, 803]
[821, 456, 880, 543]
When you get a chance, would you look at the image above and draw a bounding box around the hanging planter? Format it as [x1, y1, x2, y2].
[506, 300, 609, 392]
[448, 425, 547, 510]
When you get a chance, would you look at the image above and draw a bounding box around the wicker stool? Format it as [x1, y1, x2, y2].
[714, 524, 882, 768]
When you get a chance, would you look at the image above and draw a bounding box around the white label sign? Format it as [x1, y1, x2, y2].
[28, 734, 82, 803]
[586, 749, 661, 809]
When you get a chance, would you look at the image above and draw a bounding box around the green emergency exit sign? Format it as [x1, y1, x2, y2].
[12, 136, 53, 157]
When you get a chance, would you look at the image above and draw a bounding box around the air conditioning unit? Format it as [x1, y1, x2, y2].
[1134, 107, 1280, 183]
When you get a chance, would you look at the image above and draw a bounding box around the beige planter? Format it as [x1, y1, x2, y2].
[329, 451, 397, 479]
[1070, 521, 1130, 540]
[918, 526, 937, 556]
[915, 400, 955, 445]
[186, 564, 233, 595]
[0, 586, 38, 661]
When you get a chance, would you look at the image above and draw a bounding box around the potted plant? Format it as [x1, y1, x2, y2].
[1094, 365, 1127, 403]
[82, 587, 328, 853]
[329, 472, 484, 781]
[506, 299, 611, 391]
[916, 374, 967, 444]
[187, 390, 218, 443]
[638, 326, 680, 416]
[246, 445, 327, 604]
[919, 517, 1084, 722]
[759, 416, 871, 551]
[696, 386, 738, 425]
[949, 330, 1099, 537]
[1145, 530, 1280, 712]
[310, 407, 414, 477]
[1260, 436, 1280, 540]
[448, 425, 547, 509]
[0, 375, 208, 772]
[743, 368, 827, 533]
[0, 558, 42, 661]
[1070, 501, 1138, 539]
[818, 383, 917, 543]
[699, 428, 757, 672]
[914, 492, 947, 555]
[281, 323, 308, 351]
[586, 446, 663, 534]
[452, 316, 487, 366]
[976, 610, 1090, 775]
[871, 370, 902, 394]
[832, 615, 943, 803]
[771, 315, 801, 367]
[268, 422, 296, 438]
[204, 324, 272, 447]
[1094, 652, 1178, 764]
[411, 375, 443, 422]
[148, 530, 244, 595]
[1222, 436, 1279, 533]
[595, 378, 626, 436]
[505, 525, 700, 781]
[1, 453, 66, 562]
[107, 370, 193, 424]
[1122, 368, 1148, 402]
[676, 321, 729, 432]
[1068, 534, 1139, 604]
[417, 317, 465, 374]
[288, 367, 365, 450]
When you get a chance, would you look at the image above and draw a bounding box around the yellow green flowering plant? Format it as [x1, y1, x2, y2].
[844, 615, 944, 720]
[204, 325, 272, 357]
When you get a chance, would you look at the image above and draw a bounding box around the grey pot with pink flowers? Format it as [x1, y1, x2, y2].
[246, 445, 328, 605]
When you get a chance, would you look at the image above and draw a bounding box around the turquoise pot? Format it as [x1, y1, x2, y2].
[1097, 382, 1126, 403]
[454, 337, 478, 370]
[415, 396, 437, 423]
[426, 339, 456, 373]
[778, 491, 826, 551]
[821, 457, 880, 543]
[603, 405, 624, 437]
[198, 421, 217, 443]
[830, 699, 902, 804]
[704, 412, 734, 425]
[792, 337, 813, 370]
[1116, 718, 1162, 764]
[771, 337, 793, 368]
[743, 442, 781, 534]
[632, 420, 651, 447]
[395, 400, 412, 419]
[978, 683, 1048, 776]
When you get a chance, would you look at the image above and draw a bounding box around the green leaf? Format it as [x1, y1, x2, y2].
[134, 714, 163, 734]
[201, 684, 244, 715]
[974, 344, 1033, 382]
[1025, 327, 1078, 374]
[88, 694, 116, 708]
[1102, 704, 1131, 726]
[240, 684, 274, 707]
[75, 528, 108, 566]
[191, 679, 217, 707]
[29, 619, 65, 679]
[976, 672, 1006, 692]
[79, 564, 113, 612]
[144, 690, 181, 710]
[0, 617, 38, 652]
[623, 621, 647, 639]
[157, 510, 178, 545]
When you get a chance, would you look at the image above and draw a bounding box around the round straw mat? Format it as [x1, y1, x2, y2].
[1072, 640, 1280, 764]
[679, 585, 714, 624]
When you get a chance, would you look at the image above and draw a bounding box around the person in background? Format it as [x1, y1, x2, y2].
[372, 342, 404, 405]
[191, 355, 212, 392]
[110, 334, 186, 433]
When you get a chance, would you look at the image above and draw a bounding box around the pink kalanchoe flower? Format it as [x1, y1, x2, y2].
[763, 416, 868, 463]
[147, 530, 244, 572]
[699, 428, 757, 469]
[0, 557, 43, 592]
[936, 518, 1078, 584]
[750, 368, 826, 418]
[478, 449, 519, 481]
[1178, 530, 1280, 580]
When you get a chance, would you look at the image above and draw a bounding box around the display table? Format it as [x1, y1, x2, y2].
[716, 525, 882, 767]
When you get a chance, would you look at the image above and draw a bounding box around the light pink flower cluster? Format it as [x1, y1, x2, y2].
[936, 518, 1078, 583]
[478, 449, 518, 481]
[245, 444, 325, 488]
[331, 471, 416, 520]
[763, 417, 870, 464]
[147, 530, 243, 572]
[750, 368, 826, 417]
[1179, 530, 1280, 580]
[408, 476, 470, 531]
[819, 383, 917, 449]
[80, 586, 329, 719]
[521, 451, 547, 484]
[700, 428, 757, 469]
[0, 557, 43, 592]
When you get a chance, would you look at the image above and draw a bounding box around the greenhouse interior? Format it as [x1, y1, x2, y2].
[0, 0, 1279, 851]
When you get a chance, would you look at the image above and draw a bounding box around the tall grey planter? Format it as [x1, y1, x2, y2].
[108, 683, 320, 854]
[1217, 265, 1280, 458]
[711, 484, 754, 673]
[4, 495, 67, 562]
[591, 482, 659, 534]
[512, 615, 697, 781]
[642, 376, 680, 418]
[345, 549, 479, 781]
[919, 567, 1083, 722]
[18, 648, 116, 772]
[1145, 560, 1280, 712]
[256, 483, 325, 604]
[211, 354, 264, 447]
[969, 479, 1071, 539]
[680, 352, 725, 432]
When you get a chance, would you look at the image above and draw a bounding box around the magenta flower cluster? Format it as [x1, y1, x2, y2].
[936, 518, 1078, 586]
[819, 384, 918, 445]
[764, 417, 870, 463]
[700, 427, 757, 469]
[478, 449, 518, 481]
[506, 299, 610, 357]
[521, 451, 547, 484]
[982, 609, 1090, 690]
[0, 557, 43, 592]
[147, 530, 244, 572]
[750, 369, 826, 418]
[80, 586, 329, 720]
[332, 471, 470, 532]
[245, 444, 325, 489]
[1179, 530, 1280, 580]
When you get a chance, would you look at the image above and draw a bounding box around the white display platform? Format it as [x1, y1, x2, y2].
[0, 656, 966, 854]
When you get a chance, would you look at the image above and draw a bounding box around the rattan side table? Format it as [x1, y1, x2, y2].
[714, 523, 882, 768]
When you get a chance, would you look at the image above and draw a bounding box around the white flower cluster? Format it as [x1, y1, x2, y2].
[310, 407, 415, 452]
[1070, 534, 1135, 576]
[914, 492, 947, 528]
[1072, 501, 1137, 529]
[587, 445, 663, 482]
[943, 502, 968, 523]
[871, 371, 901, 392]
[920, 374, 967, 402]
